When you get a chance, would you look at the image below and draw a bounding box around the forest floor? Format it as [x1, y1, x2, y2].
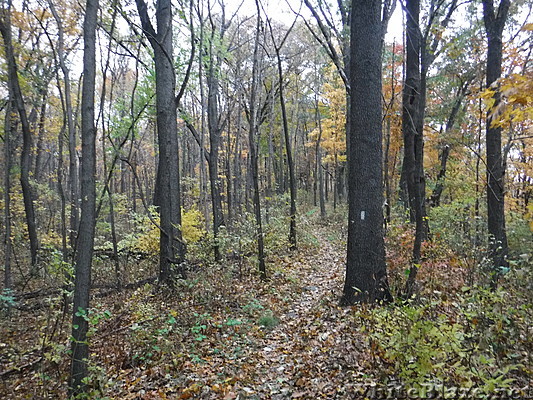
[1, 219, 373, 399]
[1, 215, 531, 399]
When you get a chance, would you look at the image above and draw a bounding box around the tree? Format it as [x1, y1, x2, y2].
[0, 1, 39, 270]
[427, 77, 471, 208]
[311, 66, 347, 210]
[68, 0, 98, 394]
[481, 0, 511, 288]
[341, 0, 392, 305]
[135, 0, 186, 283]
[47, 0, 80, 252]
[248, 0, 267, 279]
[400, 0, 459, 296]
[3, 96, 12, 290]
[202, 3, 233, 261]
[382, 41, 403, 226]
[400, 0, 423, 299]
[267, 17, 298, 250]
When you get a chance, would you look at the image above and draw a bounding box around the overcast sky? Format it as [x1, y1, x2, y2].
[224, 0, 405, 43]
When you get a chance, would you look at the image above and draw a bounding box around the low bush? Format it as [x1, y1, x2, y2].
[357, 282, 531, 394]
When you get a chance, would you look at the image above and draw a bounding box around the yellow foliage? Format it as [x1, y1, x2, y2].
[40, 231, 64, 249]
[134, 207, 206, 255]
[481, 72, 533, 130]
[181, 207, 206, 243]
[134, 213, 160, 255]
[308, 64, 346, 165]
[481, 69, 532, 217]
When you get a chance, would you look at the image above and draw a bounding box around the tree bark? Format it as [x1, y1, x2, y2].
[341, 0, 392, 305]
[481, 0, 510, 288]
[68, 0, 98, 394]
[249, 1, 266, 279]
[268, 20, 297, 250]
[0, 4, 39, 270]
[401, 0, 425, 298]
[135, 0, 185, 283]
[315, 96, 326, 218]
[205, 16, 227, 261]
[3, 98, 13, 290]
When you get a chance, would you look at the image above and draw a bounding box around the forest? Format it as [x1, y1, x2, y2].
[0, 0, 531, 398]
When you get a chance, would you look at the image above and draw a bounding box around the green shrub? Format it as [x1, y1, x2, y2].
[507, 211, 533, 259]
[428, 198, 486, 257]
[257, 311, 279, 329]
[357, 285, 530, 394]
[0, 288, 16, 314]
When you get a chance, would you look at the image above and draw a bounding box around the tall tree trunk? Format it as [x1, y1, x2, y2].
[0, 3, 39, 271]
[48, 0, 79, 253]
[383, 117, 392, 228]
[317, 123, 326, 218]
[318, 150, 326, 218]
[234, 101, 243, 217]
[400, 0, 458, 244]
[196, 12, 210, 231]
[417, 49, 429, 237]
[401, 0, 425, 298]
[136, 0, 185, 283]
[474, 88, 483, 249]
[482, 0, 510, 288]
[323, 165, 329, 203]
[226, 125, 233, 227]
[265, 91, 275, 224]
[57, 125, 68, 262]
[207, 55, 225, 261]
[341, 0, 392, 305]
[333, 154, 338, 210]
[269, 24, 297, 250]
[249, 1, 266, 279]
[278, 137, 285, 194]
[69, 0, 98, 394]
[314, 95, 326, 218]
[3, 98, 13, 290]
[382, 43, 396, 226]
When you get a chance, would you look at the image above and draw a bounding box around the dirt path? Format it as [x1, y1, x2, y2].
[245, 231, 368, 399]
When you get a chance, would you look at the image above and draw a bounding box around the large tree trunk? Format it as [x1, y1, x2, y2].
[401, 0, 459, 296]
[69, 0, 98, 394]
[341, 0, 392, 305]
[401, 0, 425, 298]
[136, 0, 185, 283]
[0, 5, 39, 270]
[482, 0, 510, 288]
[206, 48, 225, 261]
